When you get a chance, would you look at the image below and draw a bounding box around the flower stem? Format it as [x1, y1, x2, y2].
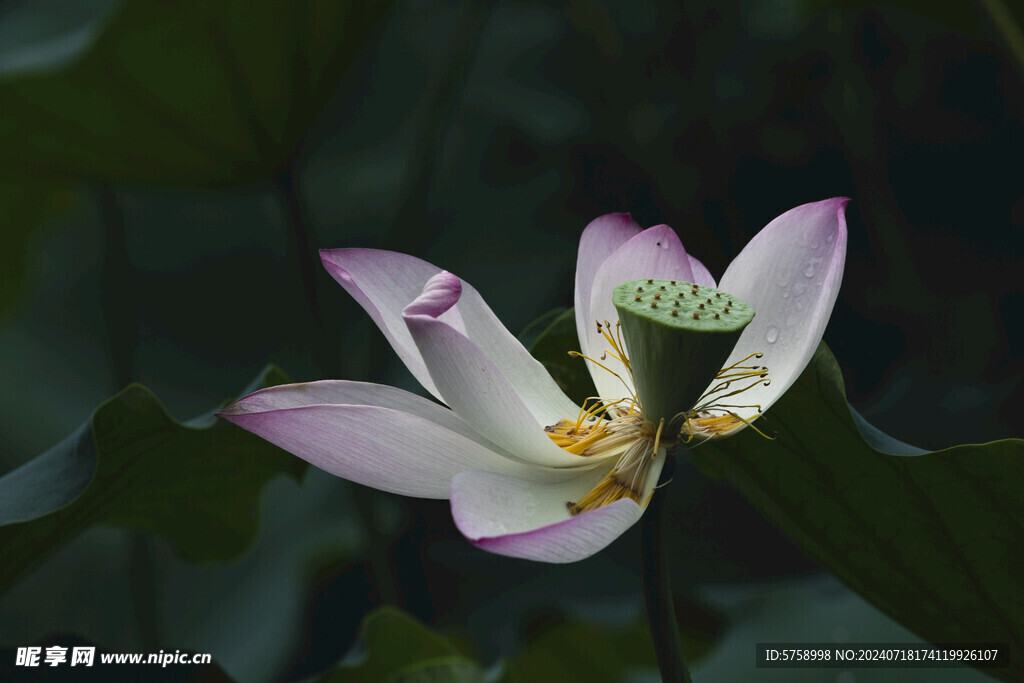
[641, 452, 693, 682]
[96, 183, 136, 392]
[96, 184, 160, 652]
[274, 159, 338, 378]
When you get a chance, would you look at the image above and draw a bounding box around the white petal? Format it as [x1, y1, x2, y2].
[574, 214, 642, 361]
[404, 308, 596, 467]
[320, 249, 460, 400]
[220, 379, 505, 454]
[586, 225, 695, 400]
[456, 282, 581, 424]
[450, 451, 666, 563]
[219, 383, 565, 499]
[322, 249, 578, 422]
[713, 198, 849, 423]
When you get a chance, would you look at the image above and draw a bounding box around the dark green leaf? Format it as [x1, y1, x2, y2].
[0, 0, 121, 77]
[499, 619, 658, 682]
[527, 307, 1023, 682]
[324, 606, 485, 682]
[522, 307, 595, 405]
[517, 305, 568, 351]
[0, 365, 305, 594]
[0, 0, 393, 185]
[692, 343, 1024, 682]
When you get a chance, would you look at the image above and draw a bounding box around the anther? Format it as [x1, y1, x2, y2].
[670, 280, 676, 285]
[647, 279, 654, 284]
[654, 293, 661, 300]
[673, 301, 680, 307]
[714, 313, 720, 319]
[637, 287, 643, 292]
[634, 295, 641, 301]
[724, 307, 730, 313]
[699, 303, 705, 310]
[677, 292, 684, 297]
[716, 293, 721, 298]
[670, 310, 678, 317]
[651, 302, 657, 308]
[660, 285, 666, 290]
[706, 298, 712, 304]
[692, 312, 700, 319]
[728, 300, 732, 306]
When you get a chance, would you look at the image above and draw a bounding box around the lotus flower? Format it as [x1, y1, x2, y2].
[219, 199, 848, 563]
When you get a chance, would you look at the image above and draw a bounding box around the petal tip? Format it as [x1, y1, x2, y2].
[319, 251, 354, 284]
[402, 271, 462, 318]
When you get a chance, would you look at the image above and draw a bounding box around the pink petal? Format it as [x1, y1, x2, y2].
[321, 249, 463, 400]
[713, 198, 849, 425]
[322, 249, 578, 423]
[218, 381, 557, 499]
[574, 213, 642, 364]
[450, 454, 665, 563]
[688, 254, 717, 288]
[585, 225, 695, 400]
[219, 380, 502, 452]
[402, 271, 462, 317]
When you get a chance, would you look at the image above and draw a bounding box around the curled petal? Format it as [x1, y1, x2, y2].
[712, 198, 849, 426]
[322, 249, 577, 422]
[320, 249, 458, 400]
[404, 309, 593, 467]
[585, 226, 695, 400]
[403, 271, 462, 318]
[218, 381, 566, 499]
[450, 453, 665, 563]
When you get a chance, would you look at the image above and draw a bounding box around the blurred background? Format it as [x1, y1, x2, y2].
[0, 0, 1020, 680]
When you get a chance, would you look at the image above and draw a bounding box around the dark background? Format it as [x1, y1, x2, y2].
[0, 0, 1020, 681]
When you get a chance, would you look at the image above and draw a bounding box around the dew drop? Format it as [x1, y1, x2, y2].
[804, 264, 816, 277]
[793, 282, 808, 296]
[765, 326, 779, 344]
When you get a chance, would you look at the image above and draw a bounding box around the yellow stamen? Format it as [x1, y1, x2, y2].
[675, 351, 776, 443]
[568, 351, 634, 398]
[567, 474, 641, 515]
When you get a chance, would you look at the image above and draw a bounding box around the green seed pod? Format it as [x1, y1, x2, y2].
[613, 278, 755, 425]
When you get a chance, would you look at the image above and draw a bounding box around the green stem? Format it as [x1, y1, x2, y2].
[641, 452, 693, 683]
[96, 184, 159, 651]
[274, 159, 338, 378]
[96, 184, 136, 392]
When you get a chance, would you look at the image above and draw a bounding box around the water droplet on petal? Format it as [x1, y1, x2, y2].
[793, 282, 808, 296]
[804, 264, 816, 277]
[766, 326, 779, 344]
